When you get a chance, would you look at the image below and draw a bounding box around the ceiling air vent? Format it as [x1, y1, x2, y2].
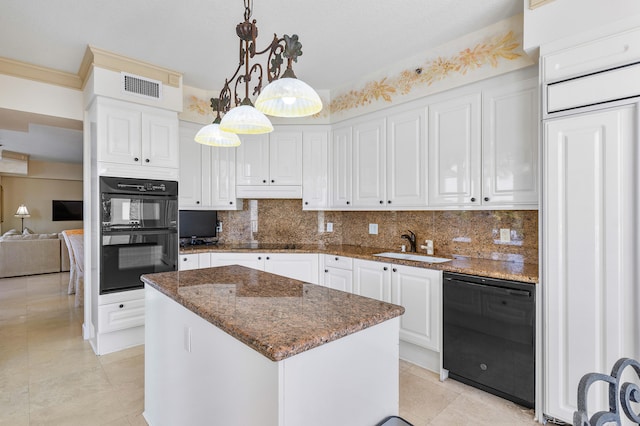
[121, 72, 163, 100]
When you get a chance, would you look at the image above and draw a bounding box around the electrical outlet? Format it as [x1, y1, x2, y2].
[369, 223, 378, 235]
[326, 222, 333, 232]
[216, 221, 223, 233]
[500, 228, 511, 243]
[251, 220, 258, 233]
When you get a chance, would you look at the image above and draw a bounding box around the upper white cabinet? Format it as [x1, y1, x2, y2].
[236, 130, 303, 198]
[428, 93, 482, 207]
[329, 126, 353, 208]
[178, 121, 240, 210]
[352, 118, 386, 208]
[482, 78, 538, 206]
[302, 130, 329, 210]
[98, 98, 178, 170]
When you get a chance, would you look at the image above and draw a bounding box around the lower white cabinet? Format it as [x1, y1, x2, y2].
[390, 264, 442, 352]
[320, 254, 353, 292]
[98, 299, 145, 333]
[179, 253, 211, 271]
[210, 252, 319, 285]
[353, 258, 391, 302]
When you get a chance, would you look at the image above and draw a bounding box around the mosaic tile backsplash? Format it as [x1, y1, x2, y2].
[217, 199, 538, 264]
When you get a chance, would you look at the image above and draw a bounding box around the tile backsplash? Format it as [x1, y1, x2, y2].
[217, 199, 538, 264]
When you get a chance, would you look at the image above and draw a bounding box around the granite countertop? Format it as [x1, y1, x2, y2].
[141, 265, 405, 361]
[180, 243, 539, 284]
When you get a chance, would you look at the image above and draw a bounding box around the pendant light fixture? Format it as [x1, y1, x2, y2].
[194, 99, 241, 147]
[196, 0, 322, 143]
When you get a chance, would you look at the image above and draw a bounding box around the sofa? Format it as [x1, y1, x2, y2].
[0, 230, 71, 278]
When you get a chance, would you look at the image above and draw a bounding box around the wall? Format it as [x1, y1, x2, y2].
[218, 199, 538, 264]
[523, 0, 640, 52]
[1, 160, 83, 234]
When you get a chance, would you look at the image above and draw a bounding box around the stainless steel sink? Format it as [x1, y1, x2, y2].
[373, 252, 452, 263]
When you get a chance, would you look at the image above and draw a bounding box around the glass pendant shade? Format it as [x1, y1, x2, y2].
[255, 77, 323, 117]
[219, 104, 274, 134]
[194, 122, 241, 147]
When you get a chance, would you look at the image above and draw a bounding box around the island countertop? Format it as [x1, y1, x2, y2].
[141, 265, 405, 361]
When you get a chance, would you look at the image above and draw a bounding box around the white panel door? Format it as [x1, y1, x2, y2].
[302, 130, 329, 210]
[178, 122, 203, 208]
[330, 126, 353, 208]
[352, 118, 386, 208]
[482, 79, 538, 206]
[210, 253, 266, 270]
[264, 253, 319, 285]
[391, 265, 441, 352]
[98, 103, 141, 164]
[236, 134, 270, 185]
[428, 93, 481, 206]
[322, 267, 353, 293]
[269, 131, 303, 185]
[353, 259, 391, 302]
[386, 108, 427, 208]
[544, 105, 639, 423]
[210, 146, 238, 209]
[142, 110, 179, 168]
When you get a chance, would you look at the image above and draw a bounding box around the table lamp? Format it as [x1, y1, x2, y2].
[14, 204, 30, 232]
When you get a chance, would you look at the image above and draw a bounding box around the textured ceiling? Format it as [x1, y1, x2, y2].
[0, 0, 523, 163]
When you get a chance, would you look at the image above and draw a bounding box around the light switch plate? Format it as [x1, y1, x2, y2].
[369, 223, 378, 235]
[326, 222, 333, 232]
[500, 228, 511, 243]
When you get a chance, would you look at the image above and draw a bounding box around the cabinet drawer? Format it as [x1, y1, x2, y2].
[323, 254, 353, 270]
[99, 299, 145, 333]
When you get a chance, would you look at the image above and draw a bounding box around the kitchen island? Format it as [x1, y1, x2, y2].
[141, 265, 405, 426]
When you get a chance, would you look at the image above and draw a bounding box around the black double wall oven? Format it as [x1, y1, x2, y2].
[100, 176, 178, 294]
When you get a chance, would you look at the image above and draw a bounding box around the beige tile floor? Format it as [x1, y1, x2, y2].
[1, 272, 538, 426]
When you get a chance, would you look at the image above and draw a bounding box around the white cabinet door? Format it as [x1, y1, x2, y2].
[330, 126, 353, 208]
[428, 93, 482, 207]
[264, 253, 319, 284]
[269, 131, 303, 186]
[391, 265, 441, 352]
[210, 252, 266, 270]
[179, 122, 203, 208]
[142, 109, 179, 169]
[544, 105, 639, 423]
[210, 146, 239, 209]
[99, 102, 142, 164]
[236, 134, 270, 185]
[353, 259, 391, 302]
[322, 267, 353, 293]
[302, 130, 329, 210]
[352, 119, 386, 208]
[179, 254, 200, 271]
[386, 109, 427, 208]
[482, 79, 538, 206]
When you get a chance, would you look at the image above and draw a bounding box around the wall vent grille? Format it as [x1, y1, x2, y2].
[121, 73, 162, 100]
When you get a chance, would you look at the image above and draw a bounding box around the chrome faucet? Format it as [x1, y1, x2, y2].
[401, 230, 417, 253]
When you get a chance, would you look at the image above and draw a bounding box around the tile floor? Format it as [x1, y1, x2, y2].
[1, 272, 538, 425]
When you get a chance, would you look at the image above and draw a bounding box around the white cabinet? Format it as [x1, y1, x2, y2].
[353, 258, 391, 302]
[320, 254, 353, 292]
[302, 130, 329, 210]
[482, 78, 538, 206]
[236, 130, 303, 198]
[544, 104, 639, 423]
[179, 253, 211, 271]
[352, 119, 386, 208]
[179, 121, 240, 210]
[329, 126, 353, 208]
[98, 98, 178, 170]
[428, 92, 482, 207]
[391, 264, 441, 352]
[98, 299, 145, 333]
[210, 252, 319, 284]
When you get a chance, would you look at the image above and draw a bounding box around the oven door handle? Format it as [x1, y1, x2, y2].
[102, 228, 177, 236]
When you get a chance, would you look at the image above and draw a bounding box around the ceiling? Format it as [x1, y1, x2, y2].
[0, 0, 523, 164]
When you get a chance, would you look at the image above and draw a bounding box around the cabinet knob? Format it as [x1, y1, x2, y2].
[263, 179, 267, 183]
[335, 257, 339, 261]
[387, 200, 392, 204]
[379, 200, 384, 204]
[145, 158, 150, 163]
[196, 201, 200, 204]
[346, 201, 350, 205]
[183, 257, 187, 261]
[383, 267, 388, 271]
[392, 268, 397, 272]
[470, 197, 476, 202]
[258, 256, 262, 260]
[134, 157, 139, 162]
[119, 304, 124, 309]
[484, 197, 489, 202]
[266, 256, 270, 260]
[304, 201, 309, 205]
[229, 201, 233, 205]
[271, 179, 275, 183]
[325, 269, 329, 273]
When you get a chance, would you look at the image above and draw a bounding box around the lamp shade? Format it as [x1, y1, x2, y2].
[194, 123, 241, 147]
[14, 204, 30, 217]
[219, 104, 274, 135]
[255, 77, 323, 117]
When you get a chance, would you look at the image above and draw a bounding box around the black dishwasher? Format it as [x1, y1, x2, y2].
[443, 272, 535, 408]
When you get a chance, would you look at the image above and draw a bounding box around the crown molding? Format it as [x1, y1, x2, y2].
[0, 57, 82, 89]
[81, 46, 181, 88]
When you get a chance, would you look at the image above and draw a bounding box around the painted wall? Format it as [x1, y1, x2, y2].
[1, 160, 83, 234]
[523, 0, 640, 52]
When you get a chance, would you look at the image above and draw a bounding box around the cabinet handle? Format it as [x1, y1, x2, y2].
[145, 158, 150, 163]
[392, 268, 397, 272]
[266, 256, 270, 260]
[196, 201, 200, 204]
[304, 201, 309, 205]
[379, 200, 384, 204]
[271, 179, 275, 183]
[229, 201, 233, 205]
[383, 267, 388, 271]
[263, 179, 267, 183]
[325, 269, 329, 273]
[183, 257, 187, 261]
[335, 257, 339, 261]
[258, 256, 262, 260]
[470, 197, 476, 202]
[134, 157, 139, 162]
[346, 201, 350, 205]
[119, 304, 124, 309]
[387, 200, 392, 204]
[484, 197, 489, 202]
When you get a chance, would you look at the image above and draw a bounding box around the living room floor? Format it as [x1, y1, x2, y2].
[0, 272, 537, 425]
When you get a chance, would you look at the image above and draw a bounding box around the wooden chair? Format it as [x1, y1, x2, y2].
[573, 357, 640, 425]
[61, 229, 84, 307]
